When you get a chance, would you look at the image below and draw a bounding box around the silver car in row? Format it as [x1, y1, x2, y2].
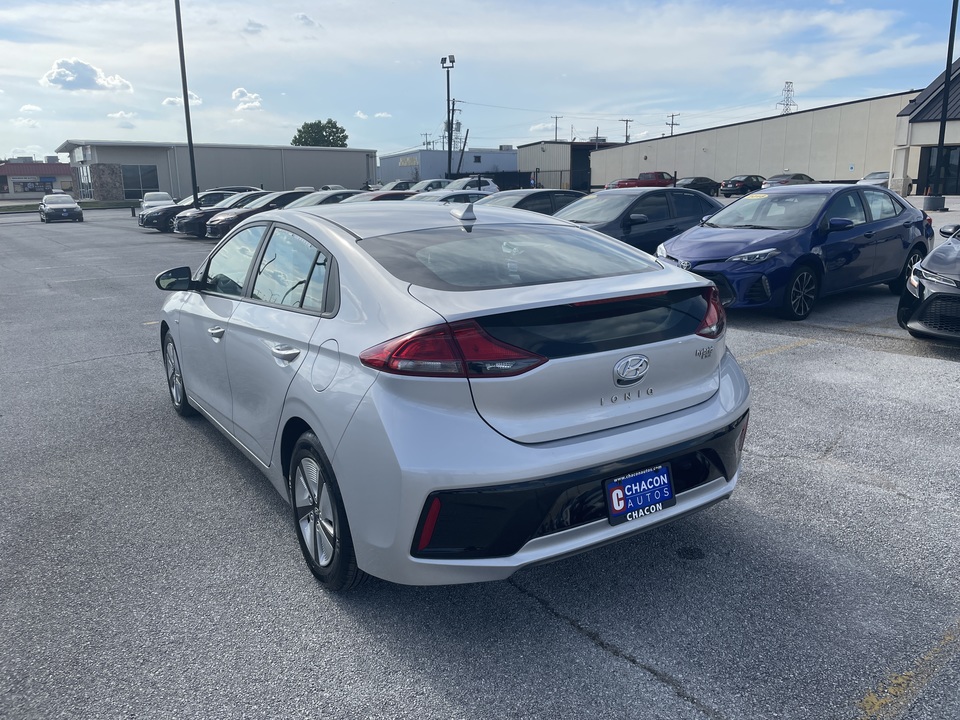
[156, 202, 751, 589]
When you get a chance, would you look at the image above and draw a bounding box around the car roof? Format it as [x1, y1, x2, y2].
[751, 183, 857, 195]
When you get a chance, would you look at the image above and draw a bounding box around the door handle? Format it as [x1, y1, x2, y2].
[271, 345, 301, 362]
[207, 326, 225, 339]
[863, 232, 874, 239]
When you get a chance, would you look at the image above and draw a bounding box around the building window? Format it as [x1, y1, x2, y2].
[473, 155, 481, 164]
[121, 164, 160, 200]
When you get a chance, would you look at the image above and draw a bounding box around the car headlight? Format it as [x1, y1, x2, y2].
[656, 244, 667, 258]
[915, 266, 959, 288]
[726, 248, 781, 264]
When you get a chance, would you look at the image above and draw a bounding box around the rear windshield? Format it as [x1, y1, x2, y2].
[360, 224, 659, 291]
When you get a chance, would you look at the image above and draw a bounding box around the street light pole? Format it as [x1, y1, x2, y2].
[441, 55, 455, 179]
[174, 0, 200, 209]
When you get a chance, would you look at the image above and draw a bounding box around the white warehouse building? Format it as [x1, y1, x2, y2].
[589, 91, 922, 194]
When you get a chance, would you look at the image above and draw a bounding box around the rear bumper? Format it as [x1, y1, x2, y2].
[333, 348, 751, 585]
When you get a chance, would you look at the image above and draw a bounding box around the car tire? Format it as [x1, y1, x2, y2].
[290, 432, 367, 591]
[159, 216, 175, 233]
[162, 333, 196, 417]
[779, 264, 819, 320]
[40, 215, 45, 222]
[888, 246, 926, 295]
[722, 193, 730, 198]
[78, 217, 84, 222]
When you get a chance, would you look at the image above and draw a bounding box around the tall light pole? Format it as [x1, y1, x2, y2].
[441, 54, 455, 178]
[174, 0, 199, 209]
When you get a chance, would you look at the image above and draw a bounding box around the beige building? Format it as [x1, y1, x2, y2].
[55, 140, 378, 201]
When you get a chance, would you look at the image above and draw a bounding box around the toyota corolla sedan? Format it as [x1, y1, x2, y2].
[898, 228, 960, 341]
[657, 185, 931, 320]
[156, 203, 750, 589]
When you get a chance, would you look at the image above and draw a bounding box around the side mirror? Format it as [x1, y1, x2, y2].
[939, 223, 959, 238]
[826, 217, 855, 232]
[627, 213, 650, 227]
[155, 266, 195, 292]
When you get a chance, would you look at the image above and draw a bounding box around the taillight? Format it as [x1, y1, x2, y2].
[735, 182, 743, 187]
[359, 320, 547, 378]
[695, 286, 725, 338]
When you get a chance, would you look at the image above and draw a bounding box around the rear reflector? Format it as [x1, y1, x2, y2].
[417, 497, 442, 551]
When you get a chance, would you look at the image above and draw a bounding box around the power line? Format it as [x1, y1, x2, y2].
[666, 113, 679, 135]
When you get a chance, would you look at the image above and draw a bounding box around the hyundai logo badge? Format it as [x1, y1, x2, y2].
[614, 355, 649, 387]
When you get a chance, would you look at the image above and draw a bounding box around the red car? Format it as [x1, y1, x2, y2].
[604, 171, 676, 189]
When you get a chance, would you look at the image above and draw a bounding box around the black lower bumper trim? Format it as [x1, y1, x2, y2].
[412, 410, 749, 559]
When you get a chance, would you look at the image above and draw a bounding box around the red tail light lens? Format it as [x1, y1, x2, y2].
[696, 286, 725, 339]
[360, 321, 547, 378]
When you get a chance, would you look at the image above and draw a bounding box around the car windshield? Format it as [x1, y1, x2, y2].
[43, 195, 74, 205]
[245, 193, 281, 209]
[446, 178, 486, 190]
[704, 192, 829, 230]
[864, 172, 889, 180]
[766, 175, 790, 182]
[475, 194, 522, 207]
[360, 224, 659, 291]
[554, 193, 635, 223]
[143, 192, 171, 202]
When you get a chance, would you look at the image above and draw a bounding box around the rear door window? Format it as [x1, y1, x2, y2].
[251, 227, 323, 309]
[670, 191, 704, 219]
[630, 193, 669, 221]
[862, 189, 900, 221]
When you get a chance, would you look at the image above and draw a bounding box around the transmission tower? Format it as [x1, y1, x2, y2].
[777, 82, 798, 114]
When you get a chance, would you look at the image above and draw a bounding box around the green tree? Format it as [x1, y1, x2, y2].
[291, 119, 348, 148]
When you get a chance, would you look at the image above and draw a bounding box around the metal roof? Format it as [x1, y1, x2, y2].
[898, 57, 960, 122]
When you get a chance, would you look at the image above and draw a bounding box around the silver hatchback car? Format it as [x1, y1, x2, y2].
[156, 203, 750, 589]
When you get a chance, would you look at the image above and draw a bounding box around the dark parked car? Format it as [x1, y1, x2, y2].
[38, 194, 83, 223]
[604, 172, 676, 189]
[205, 190, 313, 240]
[474, 189, 585, 215]
[174, 191, 271, 238]
[284, 189, 367, 207]
[553, 187, 723, 254]
[340, 191, 417, 202]
[761, 173, 816, 188]
[676, 177, 720, 196]
[658, 184, 931, 320]
[719, 175, 765, 197]
[898, 226, 960, 340]
[139, 191, 237, 232]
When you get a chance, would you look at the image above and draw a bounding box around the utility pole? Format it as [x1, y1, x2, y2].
[421, 133, 432, 149]
[551, 115, 563, 142]
[441, 54, 455, 178]
[620, 118, 632, 143]
[666, 113, 679, 136]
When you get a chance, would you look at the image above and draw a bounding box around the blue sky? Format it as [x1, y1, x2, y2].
[0, 0, 956, 161]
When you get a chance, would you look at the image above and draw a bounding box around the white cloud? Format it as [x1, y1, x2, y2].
[375, 112, 392, 119]
[11, 117, 40, 129]
[107, 111, 136, 119]
[244, 19, 267, 34]
[294, 13, 316, 27]
[162, 91, 203, 107]
[232, 88, 262, 111]
[355, 110, 368, 120]
[39, 58, 133, 93]
[529, 122, 553, 132]
[19, 104, 42, 113]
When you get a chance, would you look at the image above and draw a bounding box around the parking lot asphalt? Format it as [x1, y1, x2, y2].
[1, 209, 958, 720]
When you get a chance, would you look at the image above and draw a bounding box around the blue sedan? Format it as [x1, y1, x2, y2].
[657, 184, 932, 320]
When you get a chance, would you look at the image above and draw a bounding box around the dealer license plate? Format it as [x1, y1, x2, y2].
[605, 465, 676, 526]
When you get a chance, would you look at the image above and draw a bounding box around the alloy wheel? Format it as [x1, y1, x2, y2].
[164, 339, 185, 407]
[294, 457, 336, 568]
[789, 269, 817, 318]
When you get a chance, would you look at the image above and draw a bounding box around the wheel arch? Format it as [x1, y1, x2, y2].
[280, 417, 316, 498]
